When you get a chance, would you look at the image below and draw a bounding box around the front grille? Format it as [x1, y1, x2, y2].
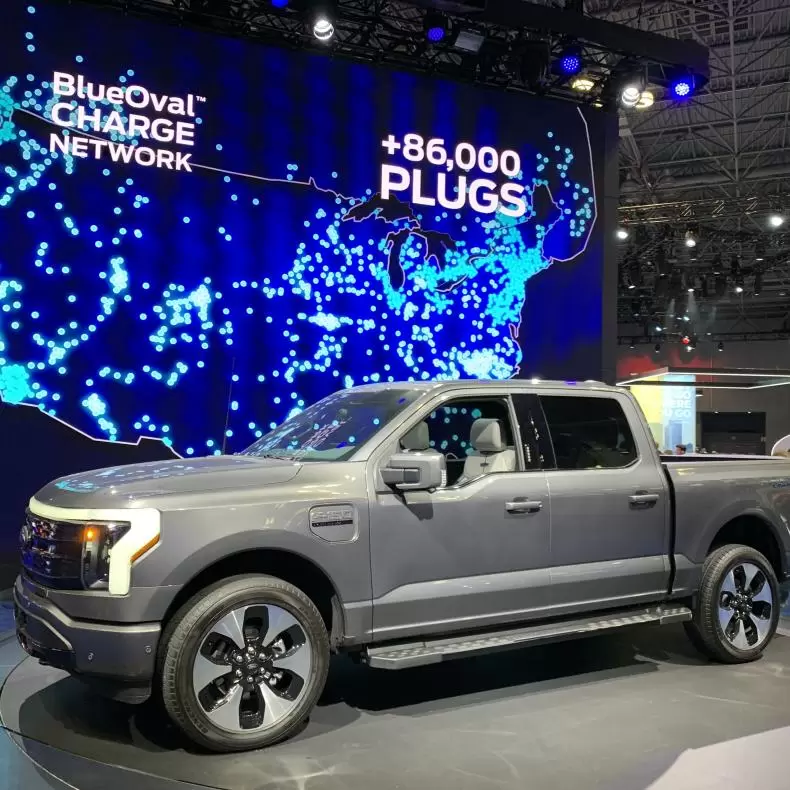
[20, 511, 84, 589]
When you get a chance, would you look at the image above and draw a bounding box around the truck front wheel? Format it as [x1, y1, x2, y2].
[685, 544, 780, 664]
[159, 574, 330, 752]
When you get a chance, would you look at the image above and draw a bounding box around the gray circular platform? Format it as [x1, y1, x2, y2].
[4, 625, 790, 790]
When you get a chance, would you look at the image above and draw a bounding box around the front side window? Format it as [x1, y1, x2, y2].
[401, 397, 517, 486]
[240, 387, 421, 462]
[540, 396, 638, 470]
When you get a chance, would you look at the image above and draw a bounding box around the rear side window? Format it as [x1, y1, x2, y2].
[540, 396, 638, 470]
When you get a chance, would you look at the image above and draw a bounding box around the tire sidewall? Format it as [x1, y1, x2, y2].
[710, 549, 780, 661]
[164, 577, 329, 751]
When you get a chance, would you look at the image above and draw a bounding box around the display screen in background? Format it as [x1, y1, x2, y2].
[0, 0, 615, 457]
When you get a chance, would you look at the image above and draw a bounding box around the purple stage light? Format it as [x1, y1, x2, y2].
[560, 53, 581, 75]
[426, 26, 445, 42]
[671, 78, 693, 98]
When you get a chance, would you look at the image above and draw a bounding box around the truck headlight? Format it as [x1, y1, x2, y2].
[82, 522, 131, 588]
[29, 497, 161, 596]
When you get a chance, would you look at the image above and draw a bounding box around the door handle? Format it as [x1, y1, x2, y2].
[505, 500, 543, 514]
[629, 493, 659, 507]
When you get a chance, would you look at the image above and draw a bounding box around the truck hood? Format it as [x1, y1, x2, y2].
[33, 456, 302, 509]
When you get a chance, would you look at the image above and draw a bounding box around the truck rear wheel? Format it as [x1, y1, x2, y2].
[159, 574, 330, 752]
[685, 544, 779, 664]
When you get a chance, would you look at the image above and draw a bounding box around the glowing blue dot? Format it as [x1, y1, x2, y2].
[27, 44, 35, 52]
[26, 210, 34, 218]
[134, 229, 142, 238]
[183, 216, 190, 224]
[216, 144, 223, 151]
[25, 32, 34, 40]
[27, 6, 36, 13]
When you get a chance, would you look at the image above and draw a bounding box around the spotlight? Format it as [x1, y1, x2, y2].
[769, 213, 785, 228]
[684, 230, 697, 248]
[681, 335, 690, 346]
[558, 47, 582, 76]
[754, 273, 763, 295]
[636, 90, 654, 109]
[717, 341, 724, 352]
[616, 228, 629, 240]
[571, 76, 595, 92]
[621, 85, 641, 108]
[654, 343, 661, 353]
[671, 75, 695, 99]
[734, 284, 744, 294]
[424, 11, 447, 43]
[312, 14, 334, 41]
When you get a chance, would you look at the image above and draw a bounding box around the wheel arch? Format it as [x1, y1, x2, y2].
[162, 548, 345, 648]
[707, 512, 785, 581]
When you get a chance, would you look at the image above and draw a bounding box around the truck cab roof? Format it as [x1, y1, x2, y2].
[347, 379, 616, 395]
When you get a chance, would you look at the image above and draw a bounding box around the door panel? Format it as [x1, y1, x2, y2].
[539, 393, 671, 611]
[370, 471, 551, 640]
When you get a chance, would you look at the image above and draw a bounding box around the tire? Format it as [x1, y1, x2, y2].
[159, 574, 330, 752]
[684, 544, 780, 664]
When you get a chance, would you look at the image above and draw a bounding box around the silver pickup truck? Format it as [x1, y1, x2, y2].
[14, 380, 790, 752]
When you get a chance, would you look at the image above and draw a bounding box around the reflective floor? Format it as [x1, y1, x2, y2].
[3, 618, 790, 790]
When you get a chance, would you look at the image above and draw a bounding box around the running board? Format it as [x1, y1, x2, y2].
[364, 604, 692, 669]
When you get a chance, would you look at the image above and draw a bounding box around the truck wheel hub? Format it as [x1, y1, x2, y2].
[718, 561, 773, 651]
[193, 602, 313, 733]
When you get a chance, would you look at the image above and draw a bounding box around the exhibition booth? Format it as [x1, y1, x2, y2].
[3, 1, 790, 790]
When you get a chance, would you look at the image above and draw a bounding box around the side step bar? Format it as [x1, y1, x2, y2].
[364, 604, 692, 670]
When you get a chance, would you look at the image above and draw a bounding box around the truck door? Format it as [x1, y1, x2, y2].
[537, 392, 671, 613]
[368, 390, 552, 642]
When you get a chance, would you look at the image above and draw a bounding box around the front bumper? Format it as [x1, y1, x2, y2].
[14, 574, 161, 696]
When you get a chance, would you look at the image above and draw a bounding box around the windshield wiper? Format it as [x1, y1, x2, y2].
[254, 451, 296, 461]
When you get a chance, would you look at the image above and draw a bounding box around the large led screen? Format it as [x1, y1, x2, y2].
[0, 0, 616, 457]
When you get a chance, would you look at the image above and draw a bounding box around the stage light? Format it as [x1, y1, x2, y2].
[271, 0, 289, 7]
[313, 16, 334, 40]
[616, 228, 629, 240]
[681, 335, 690, 346]
[621, 85, 641, 108]
[558, 48, 582, 76]
[636, 90, 654, 109]
[424, 12, 447, 43]
[769, 213, 785, 228]
[684, 231, 697, 248]
[734, 284, 744, 294]
[754, 273, 763, 295]
[571, 76, 595, 92]
[654, 343, 661, 353]
[671, 76, 694, 99]
[717, 341, 724, 352]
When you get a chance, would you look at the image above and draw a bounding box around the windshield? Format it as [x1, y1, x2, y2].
[239, 387, 422, 462]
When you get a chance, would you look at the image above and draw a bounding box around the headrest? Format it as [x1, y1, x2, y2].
[401, 422, 430, 452]
[471, 418, 506, 454]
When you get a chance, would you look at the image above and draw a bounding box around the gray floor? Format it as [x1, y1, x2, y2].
[3, 620, 790, 790]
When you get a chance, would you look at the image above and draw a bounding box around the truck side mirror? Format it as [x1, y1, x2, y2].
[381, 452, 446, 491]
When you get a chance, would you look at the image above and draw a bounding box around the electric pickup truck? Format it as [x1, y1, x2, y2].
[14, 380, 790, 752]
